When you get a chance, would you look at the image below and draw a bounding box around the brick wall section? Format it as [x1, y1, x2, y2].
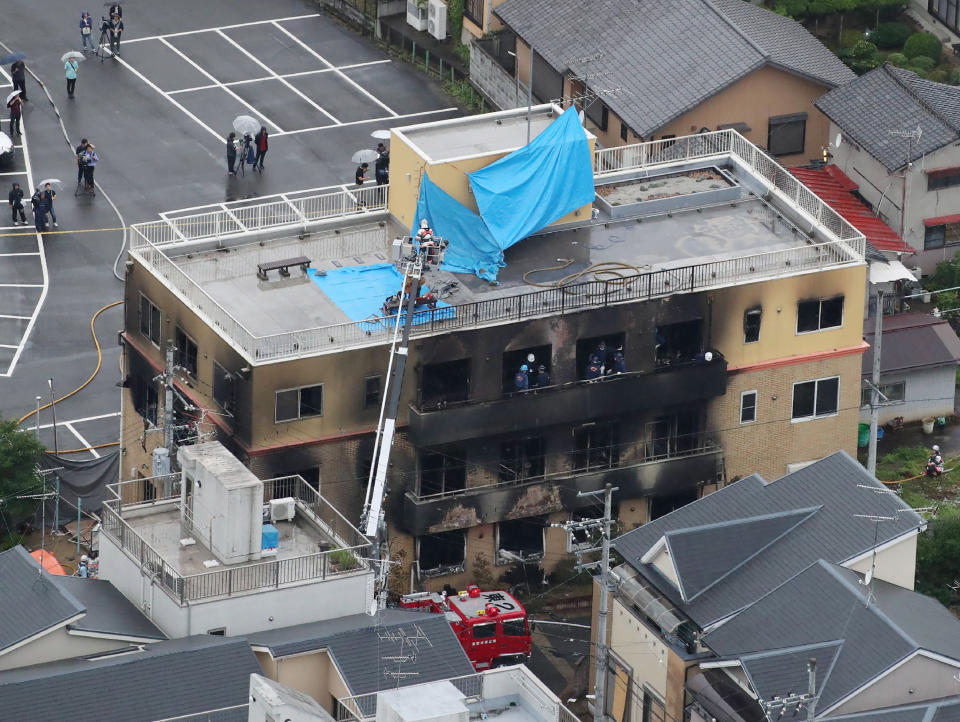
[710, 354, 862, 482]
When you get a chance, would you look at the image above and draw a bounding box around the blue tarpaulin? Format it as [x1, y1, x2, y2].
[468, 107, 595, 251]
[308, 264, 454, 329]
[414, 174, 502, 282]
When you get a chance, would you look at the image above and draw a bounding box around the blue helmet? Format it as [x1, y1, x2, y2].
[520, 364, 529, 372]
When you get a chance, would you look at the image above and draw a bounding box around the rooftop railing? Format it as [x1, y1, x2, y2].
[100, 474, 369, 605]
[128, 130, 866, 364]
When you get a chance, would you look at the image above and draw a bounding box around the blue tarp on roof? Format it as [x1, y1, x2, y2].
[413, 173, 502, 282]
[468, 107, 595, 251]
[308, 264, 454, 329]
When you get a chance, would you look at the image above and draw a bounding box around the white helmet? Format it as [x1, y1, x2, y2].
[704, 351, 713, 362]
[933, 445, 941, 453]
[80, 555, 89, 563]
[420, 219, 429, 229]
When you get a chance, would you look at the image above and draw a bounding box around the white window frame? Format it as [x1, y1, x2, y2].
[791, 376, 840, 423]
[740, 390, 758, 424]
[274, 383, 324, 423]
[138, 292, 161, 348]
[796, 297, 844, 335]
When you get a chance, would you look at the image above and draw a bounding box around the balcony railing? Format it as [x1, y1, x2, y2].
[100, 474, 369, 605]
[128, 130, 865, 364]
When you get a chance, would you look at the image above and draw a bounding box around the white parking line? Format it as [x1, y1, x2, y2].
[0, 171, 29, 176]
[271, 107, 459, 136]
[35, 411, 121, 430]
[0, 283, 44, 288]
[64, 422, 101, 458]
[120, 13, 320, 44]
[214, 30, 340, 125]
[0, 314, 31, 320]
[272, 22, 399, 117]
[160, 37, 285, 133]
[166, 59, 392, 95]
[0, 343, 18, 349]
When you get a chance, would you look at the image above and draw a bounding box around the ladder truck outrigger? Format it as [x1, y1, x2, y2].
[360, 227, 532, 670]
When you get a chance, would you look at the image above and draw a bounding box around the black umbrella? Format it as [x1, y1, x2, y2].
[0, 52, 26, 65]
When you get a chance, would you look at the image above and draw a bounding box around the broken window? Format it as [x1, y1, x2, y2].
[743, 307, 761, 344]
[498, 437, 545, 482]
[654, 320, 702, 367]
[650, 491, 697, 520]
[497, 517, 546, 564]
[419, 448, 466, 496]
[421, 359, 471, 407]
[502, 344, 552, 392]
[363, 375, 382, 409]
[574, 423, 620, 471]
[133, 375, 158, 426]
[418, 530, 466, 576]
[174, 327, 198, 378]
[139, 294, 161, 347]
[212, 361, 232, 411]
[576, 333, 625, 380]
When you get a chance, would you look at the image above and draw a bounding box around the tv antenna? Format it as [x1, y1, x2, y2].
[379, 624, 433, 688]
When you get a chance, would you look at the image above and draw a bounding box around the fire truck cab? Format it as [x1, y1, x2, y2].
[399, 585, 532, 670]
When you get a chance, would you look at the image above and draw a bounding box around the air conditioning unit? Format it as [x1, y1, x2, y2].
[428, 0, 447, 40]
[406, 0, 428, 31]
[270, 497, 296, 523]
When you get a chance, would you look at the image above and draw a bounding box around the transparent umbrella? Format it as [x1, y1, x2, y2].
[351, 149, 379, 164]
[61, 51, 86, 63]
[5, 91, 21, 106]
[370, 129, 391, 140]
[36, 178, 63, 189]
[232, 115, 260, 136]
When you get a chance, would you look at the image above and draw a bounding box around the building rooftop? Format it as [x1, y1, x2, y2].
[816, 64, 960, 171]
[396, 105, 563, 162]
[613, 451, 924, 628]
[495, 0, 853, 138]
[863, 312, 960, 374]
[130, 129, 865, 364]
[51, 576, 166, 642]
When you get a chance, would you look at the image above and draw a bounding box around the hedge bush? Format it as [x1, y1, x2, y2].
[904, 32, 943, 61]
[927, 69, 950, 83]
[909, 55, 937, 73]
[951, 69, 960, 85]
[887, 52, 908, 67]
[871, 22, 911, 49]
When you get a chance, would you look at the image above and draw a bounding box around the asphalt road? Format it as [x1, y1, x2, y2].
[0, 0, 462, 458]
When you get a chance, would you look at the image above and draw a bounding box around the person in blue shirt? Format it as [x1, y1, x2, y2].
[65, 57, 79, 97]
[513, 364, 529, 392]
[533, 363, 551, 388]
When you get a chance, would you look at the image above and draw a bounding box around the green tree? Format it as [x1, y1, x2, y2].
[0, 418, 45, 547]
[903, 32, 943, 61]
[860, 0, 907, 29]
[774, 0, 810, 18]
[916, 519, 960, 606]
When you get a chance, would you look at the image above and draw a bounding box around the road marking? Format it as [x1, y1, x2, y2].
[110, 53, 223, 142]
[0, 283, 44, 288]
[35, 411, 121, 430]
[64, 422, 101, 458]
[0, 314, 31, 320]
[214, 30, 340, 125]
[271, 107, 459, 136]
[0, 252, 41, 256]
[166, 59, 392, 95]
[272, 21, 399, 117]
[120, 13, 321, 44]
[0, 343, 18, 349]
[0, 171, 29, 176]
[159, 37, 285, 133]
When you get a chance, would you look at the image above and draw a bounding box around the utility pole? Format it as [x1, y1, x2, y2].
[34, 396, 41, 439]
[553, 483, 618, 722]
[761, 658, 818, 721]
[47, 379, 58, 457]
[526, 44, 533, 144]
[889, 126, 921, 241]
[867, 288, 883, 475]
[163, 342, 175, 454]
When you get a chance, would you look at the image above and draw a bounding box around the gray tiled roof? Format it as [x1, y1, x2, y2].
[703, 561, 960, 713]
[0, 546, 85, 653]
[0, 635, 258, 722]
[52, 576, 166, 641]
[739, 640, 841, 706]
[613, 451, 923, 628]
[826, 699, 960, 722]
[248, 610, 475, 696]
[862, 313, 960, 374]
[494, 0, 853, 138]
[816, 64, 960, 171]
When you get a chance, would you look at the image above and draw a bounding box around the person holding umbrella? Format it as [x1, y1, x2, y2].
[10, 58, 27, 102]
[7, 92, 22, 137]
[63, 53, 82, 98]
[41, 182, 58, 228]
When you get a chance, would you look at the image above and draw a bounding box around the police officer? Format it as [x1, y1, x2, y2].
[611, 345, 626, 374]
[533, 363, 551, 388]
[375, 142, 389, 185]
[585, 354, 602, 380]
[514, 364, 530, 392]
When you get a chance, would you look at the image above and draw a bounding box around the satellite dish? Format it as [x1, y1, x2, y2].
[835, 133, 842, 148]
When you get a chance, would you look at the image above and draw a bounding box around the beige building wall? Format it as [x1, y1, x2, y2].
[828, 654, 960, 716]
[0, 626, 129, 672]
[255, 648, 346, 714]
[845, 533, 918, 590]
[462, 0, 508, 38]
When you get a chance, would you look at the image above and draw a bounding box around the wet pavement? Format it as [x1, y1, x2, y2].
[0, 0, 463, 456]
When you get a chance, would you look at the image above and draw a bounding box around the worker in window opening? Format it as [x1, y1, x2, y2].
[694, 350, 714, 364]
[585, 354, 603, 380]
[611, 345, 626, 374]
[533, 363, 551, 388]
[514, 364, 530, 392]
[77, 555, 89, 578]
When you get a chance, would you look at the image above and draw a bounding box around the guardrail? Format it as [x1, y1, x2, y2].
[129, 129, 866, 364]
[101, 474, 369, 605]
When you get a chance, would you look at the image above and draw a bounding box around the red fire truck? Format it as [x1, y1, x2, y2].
[399, 585, 532, 670]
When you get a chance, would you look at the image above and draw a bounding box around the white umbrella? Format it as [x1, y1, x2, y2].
[232, 115, 260, 136]
[5, 90, 21, 106]
[61, 51, 85, 63]
[370, 129, 391, 140]
[352, 149, 379, 164]
[36, 178, 63, 189]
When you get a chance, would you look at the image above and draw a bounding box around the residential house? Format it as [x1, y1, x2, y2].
[247, 609, 475, 718]
[0, 545, 165, 672]
[817, 64, 960, 274]
[98, 441, 373, 638]
[119, 106, 869, 592]
[471, 0, 853, 165]
[927, 0, 960, 37]
[0, 635, 259, 722]
[694, 560, 960, 719]
[860, 312, 960, 425]
[596, 451, 926, 722]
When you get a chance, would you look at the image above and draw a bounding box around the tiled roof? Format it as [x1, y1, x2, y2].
[816, 64, 960, 171]
[494, 0, 853, 138]
[52, 576, 166, 642]
[862, 312, 960, 374]
[789, 165, 913, 253]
